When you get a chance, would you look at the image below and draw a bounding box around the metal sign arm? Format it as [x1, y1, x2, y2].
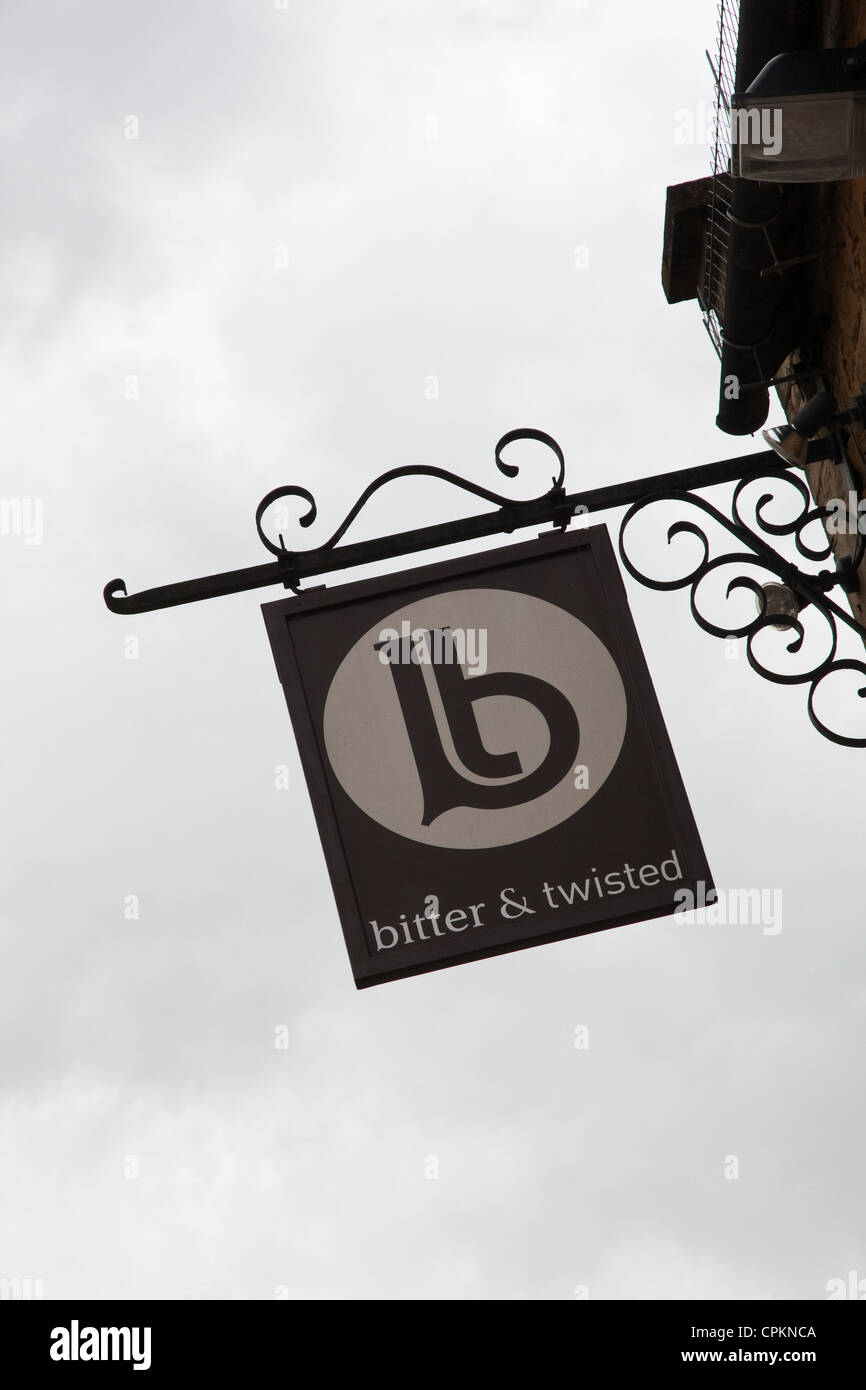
[102, 426, 866, 746]
[103, 431, 835, 615]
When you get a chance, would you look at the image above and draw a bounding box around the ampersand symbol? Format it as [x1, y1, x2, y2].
[499, 887, 536, 920]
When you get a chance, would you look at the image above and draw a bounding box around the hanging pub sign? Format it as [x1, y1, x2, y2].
[263, 527, 713, 988]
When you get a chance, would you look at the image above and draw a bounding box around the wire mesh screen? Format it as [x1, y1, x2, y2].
[700, 0, 740, 358]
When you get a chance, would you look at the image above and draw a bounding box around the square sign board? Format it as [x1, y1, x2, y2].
[263, 527, 712, 988]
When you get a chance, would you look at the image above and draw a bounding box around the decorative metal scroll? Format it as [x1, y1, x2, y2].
[253, 427, 566, 556]
[617, 466, 866, 747]
[103, 429, 569, 615]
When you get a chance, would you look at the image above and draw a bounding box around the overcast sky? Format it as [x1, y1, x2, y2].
[2, 0, 864, 1300]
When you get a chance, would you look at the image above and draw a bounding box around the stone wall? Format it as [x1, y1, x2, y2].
[784, 1, 866, 625]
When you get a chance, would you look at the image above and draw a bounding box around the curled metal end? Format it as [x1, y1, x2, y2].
[494, 428, 566, 491]
[104, 578, 130, 612]
[255, 485, 317, 557]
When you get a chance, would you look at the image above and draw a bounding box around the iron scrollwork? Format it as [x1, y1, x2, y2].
[102, 429, 567, 614]
[617, 465, 866, 747]
[253, 427, 566, 557]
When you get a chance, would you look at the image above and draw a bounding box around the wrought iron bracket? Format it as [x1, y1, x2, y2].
[617, 467, 866, 748]
[103, 426, 866, 746]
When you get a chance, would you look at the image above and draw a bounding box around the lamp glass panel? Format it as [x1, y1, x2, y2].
[737, 96, 866, 181]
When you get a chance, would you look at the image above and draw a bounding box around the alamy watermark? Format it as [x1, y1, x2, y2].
[50, 1322, 151, 1371]
[0, 498, 43, 545]
[674, 881, 782, 936]
[0, 1276, 44, 1300]
[824, 492, 866, 534]
[826, 1270, 866, 1299]
[377, 622, 488, 675]
[674, 103, 782, 158]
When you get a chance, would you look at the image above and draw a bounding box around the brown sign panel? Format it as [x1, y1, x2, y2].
[263, 528, 712, 988]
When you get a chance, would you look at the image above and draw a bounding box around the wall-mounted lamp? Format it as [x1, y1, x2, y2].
[762, 389, 837, 468]
[733, 44, 866, 182]
[762, 385, 866, 469]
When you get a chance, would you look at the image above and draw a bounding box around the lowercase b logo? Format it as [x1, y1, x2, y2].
[378, 629, 580, 824]
[324, 589, 628, 850]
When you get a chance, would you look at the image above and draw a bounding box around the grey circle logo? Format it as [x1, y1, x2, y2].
[323, 588, 628, 849]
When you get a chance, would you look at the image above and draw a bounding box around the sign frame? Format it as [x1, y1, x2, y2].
[263, 526, 713, 988]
